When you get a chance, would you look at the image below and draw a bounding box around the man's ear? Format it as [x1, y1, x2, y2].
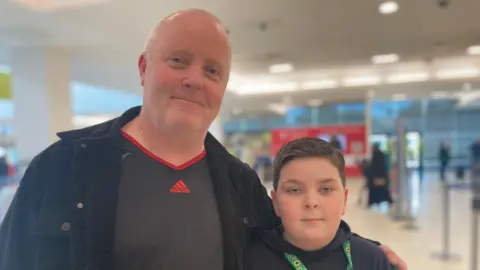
[138, 53, 147, 87]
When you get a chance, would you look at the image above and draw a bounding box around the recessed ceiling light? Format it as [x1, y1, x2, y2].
[301, 80, 339, 90]
[372, 54, 399, 64]
[387, 72, 430, 83]
[435, 68, 480, 79]
[269, 63, 294, 73]
[467, 45, 480, 55]
[379, 1, 399, 14]
[342, 76, 381, 87]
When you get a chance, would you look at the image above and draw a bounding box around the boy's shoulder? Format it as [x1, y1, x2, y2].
[350, 235, 393, 269]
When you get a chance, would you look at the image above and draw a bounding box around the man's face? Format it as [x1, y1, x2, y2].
[138, 14, 230, 132]
[271, 157, 348, 250]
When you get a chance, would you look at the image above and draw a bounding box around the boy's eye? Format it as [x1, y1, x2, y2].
[320, 187, 333, 193]
[286, 187, 300, 194]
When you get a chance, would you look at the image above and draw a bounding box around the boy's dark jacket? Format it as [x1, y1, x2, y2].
[0, 106, 279, 270]
[249, 220, 392, 270]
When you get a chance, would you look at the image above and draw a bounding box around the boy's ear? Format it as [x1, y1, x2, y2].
[271, 189, 280, 217]
[342, 188, 349, 216]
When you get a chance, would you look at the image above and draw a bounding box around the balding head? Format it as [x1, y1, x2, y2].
[144, 9, 229, 61]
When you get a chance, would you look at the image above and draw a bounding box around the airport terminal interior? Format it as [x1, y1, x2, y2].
[1, 0, 480, 269]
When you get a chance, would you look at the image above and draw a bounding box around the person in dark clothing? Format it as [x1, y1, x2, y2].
[329, 134, 343, 152]
[249, 138, 393, 270]
[0, 157, 10, 189]
[0, 9, 406, 270]
[438, 142, 450, 181]
[471, 138, 480, 164]
[368, 144, 393, 207]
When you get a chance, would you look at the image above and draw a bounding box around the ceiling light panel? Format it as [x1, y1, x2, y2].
[269, 63, 294, 74]
[435, 68, 480, 79]
[372, 54, 399, 64]
[342, 76, 381, 87]
[379, 1, 399, 14]
[467, 45, 480, 56]
[387, 72, 430, 84]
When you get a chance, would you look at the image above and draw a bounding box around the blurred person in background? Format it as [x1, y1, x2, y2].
[368, 144, 393, 207]
[0, 9, 406, 270]
[471, 137, 480, 164]
[438, 141, 450, 181]
[329, 134, 343, 152]
[0, 156, 9, 189]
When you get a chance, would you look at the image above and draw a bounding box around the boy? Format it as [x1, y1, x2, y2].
[249, 137, 393, 269]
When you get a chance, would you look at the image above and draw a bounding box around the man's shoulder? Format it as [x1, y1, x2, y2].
[27, 119, 117, 178]
[225, 154, 258, 182]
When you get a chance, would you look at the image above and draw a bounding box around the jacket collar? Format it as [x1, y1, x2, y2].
[57, 106, 142, 143]
[57, 106, 229, 156]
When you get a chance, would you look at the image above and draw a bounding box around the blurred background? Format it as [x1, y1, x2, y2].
[1, 0, 480, 269]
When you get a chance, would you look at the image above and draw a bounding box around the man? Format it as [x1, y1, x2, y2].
[0, 9, 407, 270]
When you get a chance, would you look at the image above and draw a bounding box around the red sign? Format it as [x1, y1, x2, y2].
[271, 124, 367, 177]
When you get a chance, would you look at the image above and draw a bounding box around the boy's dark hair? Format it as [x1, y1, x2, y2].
[272, 137, 346, 190]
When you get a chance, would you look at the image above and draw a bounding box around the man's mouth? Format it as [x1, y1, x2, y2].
[172, 97, 201, 106]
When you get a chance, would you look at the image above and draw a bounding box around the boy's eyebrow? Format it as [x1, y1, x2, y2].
[317, 178, 337, 183]
[282, 179, 304, 185]
[282, 178, 338, 185]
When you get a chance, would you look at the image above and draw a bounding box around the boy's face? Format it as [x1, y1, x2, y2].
[271, 157, 348, 250]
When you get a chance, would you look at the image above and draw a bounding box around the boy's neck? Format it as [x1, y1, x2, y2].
[283, 232, 336, 252]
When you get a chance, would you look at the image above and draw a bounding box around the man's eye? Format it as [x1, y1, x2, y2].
[169, 57, 183, 63]
[206, 67, 219, 75]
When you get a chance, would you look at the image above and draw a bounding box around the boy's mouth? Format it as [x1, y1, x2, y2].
[301, 218, 324, 222]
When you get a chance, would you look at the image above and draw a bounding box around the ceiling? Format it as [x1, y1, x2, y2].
[1, 0, 480, 115]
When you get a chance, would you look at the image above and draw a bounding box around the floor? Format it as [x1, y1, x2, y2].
[263, 172, 474, 270]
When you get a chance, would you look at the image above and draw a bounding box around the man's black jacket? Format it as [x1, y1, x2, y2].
[0, 106, 279, 270]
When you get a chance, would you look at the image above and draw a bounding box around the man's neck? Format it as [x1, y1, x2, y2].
[123, 116, 207, 166]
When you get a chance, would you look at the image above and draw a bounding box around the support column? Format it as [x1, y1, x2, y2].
[365, 90, 374, 157]
[11, 47, 73, 161]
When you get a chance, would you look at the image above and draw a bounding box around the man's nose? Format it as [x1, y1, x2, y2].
[182, 67, 205, 90]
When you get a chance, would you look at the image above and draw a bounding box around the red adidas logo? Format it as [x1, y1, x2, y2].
[169, 180, 191, 194]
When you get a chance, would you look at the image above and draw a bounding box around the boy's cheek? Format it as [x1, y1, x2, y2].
[277, 198, 302, 221]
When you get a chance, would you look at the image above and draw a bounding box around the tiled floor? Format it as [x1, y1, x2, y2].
[263, 172, 473, 270]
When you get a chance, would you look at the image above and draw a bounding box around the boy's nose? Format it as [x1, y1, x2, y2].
[305, 201, 318, 208]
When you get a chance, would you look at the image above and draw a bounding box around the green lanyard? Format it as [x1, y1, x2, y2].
[284, 240, 353, 270]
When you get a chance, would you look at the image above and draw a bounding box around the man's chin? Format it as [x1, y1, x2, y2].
[166, 117, 204, 132]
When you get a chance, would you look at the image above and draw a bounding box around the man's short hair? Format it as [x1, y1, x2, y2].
[272, 137, 346, 190]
